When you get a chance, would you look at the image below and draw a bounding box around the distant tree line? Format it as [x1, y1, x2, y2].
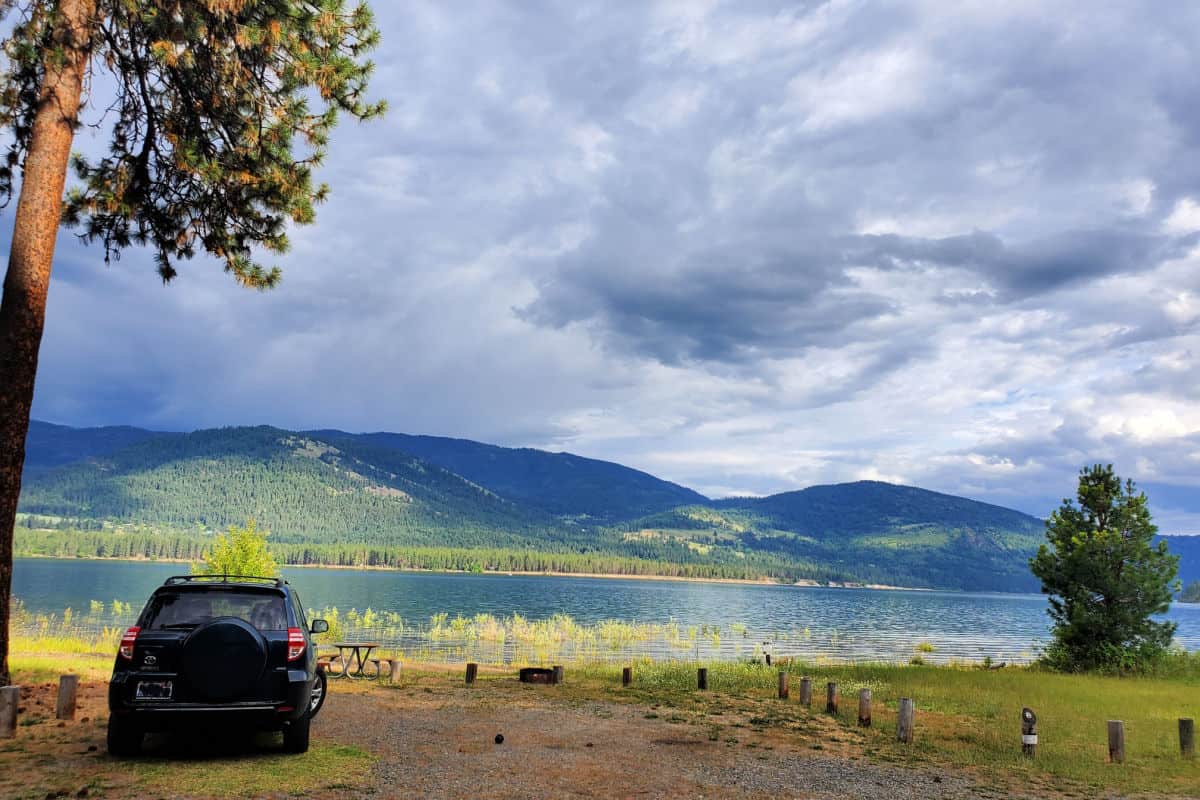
[13, 527, 857, 583]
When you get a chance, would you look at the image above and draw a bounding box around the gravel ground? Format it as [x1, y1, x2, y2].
[699, 757, 1019, 800]
[312, 679, 1042, 800]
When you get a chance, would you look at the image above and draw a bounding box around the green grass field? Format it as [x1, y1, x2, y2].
[556, 659, 1200, 796]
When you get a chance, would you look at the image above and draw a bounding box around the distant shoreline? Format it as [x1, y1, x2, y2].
[13, 553, 934, 592]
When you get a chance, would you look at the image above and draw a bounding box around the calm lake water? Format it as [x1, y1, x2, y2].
[13, 558, 1200, 664]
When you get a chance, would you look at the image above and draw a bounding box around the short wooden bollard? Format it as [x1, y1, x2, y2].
[799, 677, 812, 707]
[826, 682, 838, 715]
[1021, 707, 1037, 757]
[896, 697, 915, 743]
[388, 659, 402, 684]
[465, 662, 478, 685]
[1107, 720, 1125, 764]
[622, 667, 632, 687]
[778, 671, 789, 700]
[56, 675, 78, 720]
[857, 688, 871, 727]
[0, 686, 18, 739]
[697, 667, 708, 691]
[1179, 718, 1194, 759]
[552, 665, 564, 685]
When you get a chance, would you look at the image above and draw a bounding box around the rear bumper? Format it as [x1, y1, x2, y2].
[109, 669, 312, 729]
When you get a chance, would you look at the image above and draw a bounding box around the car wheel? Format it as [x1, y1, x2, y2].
[106, 714, 143, 757]
[283, 713, 311, 753]
[308, 669, 327, 717]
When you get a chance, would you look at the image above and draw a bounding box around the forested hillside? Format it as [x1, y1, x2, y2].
[310, 430, 707, 522]
[22, 420, 1187, 593]
[19, 426, 567, 549]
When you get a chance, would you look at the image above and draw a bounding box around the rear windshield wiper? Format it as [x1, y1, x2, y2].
[157, 623, 202, 630]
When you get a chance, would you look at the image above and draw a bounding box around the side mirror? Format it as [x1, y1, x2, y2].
[310, 619, 329, 634]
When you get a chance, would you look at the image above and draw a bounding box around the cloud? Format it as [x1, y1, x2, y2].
[2, 0, 1199, 533]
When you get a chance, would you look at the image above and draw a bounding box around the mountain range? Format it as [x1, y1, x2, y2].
[14, 420, 1198, 592]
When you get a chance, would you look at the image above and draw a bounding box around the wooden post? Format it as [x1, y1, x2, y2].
[465, 662, 478, 685]
[552, 665, 564, 685]
[799, 677, 812, 707]
[1021, 707, 1037, 757]
[697, 667, 708, 691]
[896, 697, 914, 743]
[0, 686, 18, 739]
[826, 682, 838, 715]
[778, 671, 789, 700]
[1179, 718, 1194, 759]
[621, 666, 632, 687]
[857, 688, 871, 727]
[1107, 720, 1125, 764]
[55, 674, 78, 720]
[388, 659, 402, 684]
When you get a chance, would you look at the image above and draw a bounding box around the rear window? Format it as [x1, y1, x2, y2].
[142, 590, 288, 631]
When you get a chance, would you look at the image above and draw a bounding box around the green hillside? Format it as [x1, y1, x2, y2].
[18, 425, 568, 549]
[9, 420, 1089, 591]
[309, 429, 707, 522]
[614, 485, 1047, 592]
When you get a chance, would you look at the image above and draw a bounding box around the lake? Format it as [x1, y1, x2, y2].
[12, 558, 1200, 664]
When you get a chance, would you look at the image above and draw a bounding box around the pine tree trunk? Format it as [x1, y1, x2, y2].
[0, 0, 97, 687]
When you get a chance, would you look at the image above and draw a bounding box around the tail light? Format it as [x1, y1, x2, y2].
[287, 627, 306, 661]
[119, 626, 140, 660]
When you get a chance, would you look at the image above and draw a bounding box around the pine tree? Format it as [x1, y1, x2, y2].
[1030, 464, 1179, 671]
[0, 0, 382, 685]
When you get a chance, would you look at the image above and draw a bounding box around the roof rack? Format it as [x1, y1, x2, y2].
[163, 574, 286, 587]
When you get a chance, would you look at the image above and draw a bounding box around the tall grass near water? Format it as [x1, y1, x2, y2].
[9, 598, 128, 656]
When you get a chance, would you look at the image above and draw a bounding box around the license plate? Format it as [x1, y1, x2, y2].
[135, 680, 173, 700]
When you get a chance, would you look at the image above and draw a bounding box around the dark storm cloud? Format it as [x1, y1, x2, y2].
[520, 237, 894, 364]
[522, 224, 1195, 366]
[858, 228, 1199, 299]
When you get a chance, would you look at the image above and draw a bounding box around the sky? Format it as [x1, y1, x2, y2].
[8, 1, 1200, 531]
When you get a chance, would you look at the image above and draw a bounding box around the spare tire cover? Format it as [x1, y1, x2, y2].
[179, 616, 268, 702]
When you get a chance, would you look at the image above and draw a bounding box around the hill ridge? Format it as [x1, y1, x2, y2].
[15, 419, 1196, 592]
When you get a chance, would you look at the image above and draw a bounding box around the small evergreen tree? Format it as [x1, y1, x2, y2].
[195, 519, 278, 578]
[1031, 464, 1179, 671]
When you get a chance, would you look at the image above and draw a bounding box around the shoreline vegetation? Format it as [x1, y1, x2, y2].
[17, 599, 1196, 671]
[12, 550, 934, 592]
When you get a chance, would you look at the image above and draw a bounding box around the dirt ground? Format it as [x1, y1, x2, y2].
[0, 669, 1069, 799]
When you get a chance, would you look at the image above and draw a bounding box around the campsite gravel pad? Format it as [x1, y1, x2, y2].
[313, 680, 1050, 800]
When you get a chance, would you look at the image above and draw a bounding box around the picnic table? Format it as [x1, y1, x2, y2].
[330, 642, 381, 679]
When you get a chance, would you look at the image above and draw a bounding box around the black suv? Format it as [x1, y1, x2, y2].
[107, 575, 329, 756]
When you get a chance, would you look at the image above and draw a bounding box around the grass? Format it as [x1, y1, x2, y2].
[7, 650, 112, 683]
[4, 646, 1200, 797]
[551, 660, 1200, 796]
[130, 742, 374, 797]
[9, 601, 1199, 796]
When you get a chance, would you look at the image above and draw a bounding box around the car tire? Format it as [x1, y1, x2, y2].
[308, 668, 327, 718]
[106, 714, 143, 757]
[283, 713, 311, 753]
[179, 616, 269, 702]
